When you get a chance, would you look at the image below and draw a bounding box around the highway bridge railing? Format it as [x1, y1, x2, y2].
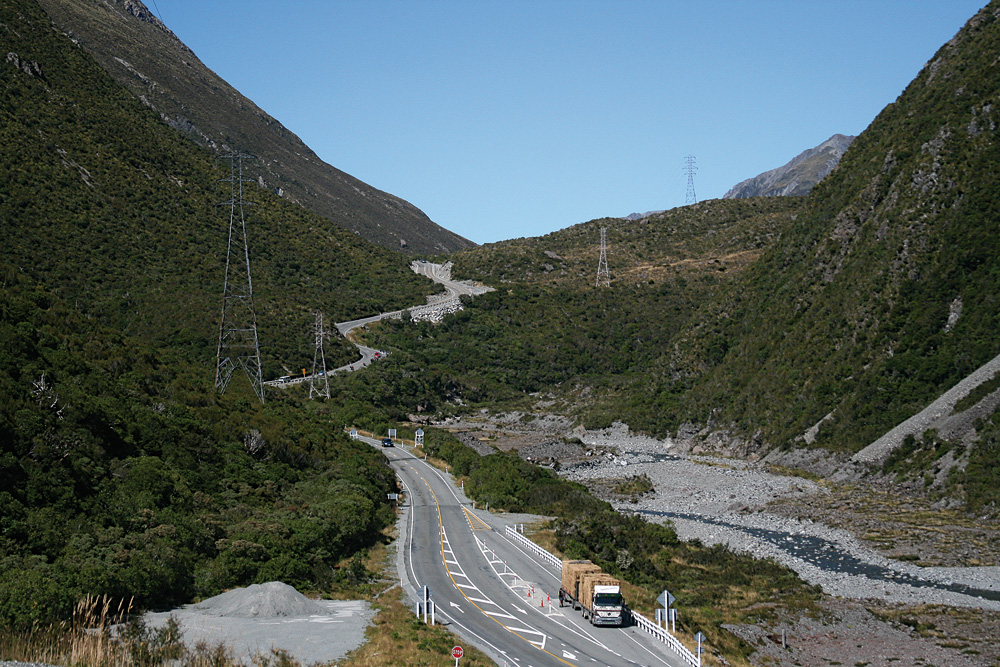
[504, 525, 562, 569]
[630, 610, 699, 666]
[504, 524, 700, 666]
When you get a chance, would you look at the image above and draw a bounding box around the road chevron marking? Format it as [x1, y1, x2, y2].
[420, 474, 572, 666]
[466, 596, 495, 604]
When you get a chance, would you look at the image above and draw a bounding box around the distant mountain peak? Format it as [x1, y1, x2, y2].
[723, 134, 855, 199]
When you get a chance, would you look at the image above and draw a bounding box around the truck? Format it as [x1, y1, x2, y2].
[558, 559, 628, 627]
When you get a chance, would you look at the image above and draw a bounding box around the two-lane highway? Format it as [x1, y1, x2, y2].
[358, 434, 690, 667]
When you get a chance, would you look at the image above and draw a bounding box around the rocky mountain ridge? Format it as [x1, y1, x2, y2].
[723, 133, 855, 199]
[35, 0, 475, 255]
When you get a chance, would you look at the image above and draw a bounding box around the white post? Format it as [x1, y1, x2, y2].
[430, 600, 435, 626]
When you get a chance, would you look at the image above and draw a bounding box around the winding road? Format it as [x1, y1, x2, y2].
[266, 261, 491, 388]
[356, 433, 694, 667]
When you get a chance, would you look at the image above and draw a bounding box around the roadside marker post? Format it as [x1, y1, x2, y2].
[657, 589, 675, 633]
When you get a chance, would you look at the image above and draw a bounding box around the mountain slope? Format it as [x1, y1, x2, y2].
[723, 134, 855, 199]
[2, 0, 430, 378]
[671, 2, 1000, 456]
[35, 0, 475, 255]
[0, 0, 410, 627]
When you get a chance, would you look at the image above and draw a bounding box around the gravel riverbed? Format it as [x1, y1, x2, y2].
[561, 422, 1000, 612]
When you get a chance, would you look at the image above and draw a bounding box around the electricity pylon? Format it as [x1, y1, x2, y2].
[596, 226, 610, 287]
[684, 155, 698, 205]
[214, 151, 265, 404]
[309, 311, 331, 400]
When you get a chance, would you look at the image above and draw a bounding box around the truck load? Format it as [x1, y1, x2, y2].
[558, 560, 628, 627]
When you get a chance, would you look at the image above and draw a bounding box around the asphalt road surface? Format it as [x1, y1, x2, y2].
[359, 435, 690, 667]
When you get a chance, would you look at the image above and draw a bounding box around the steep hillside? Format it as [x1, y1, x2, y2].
[723, 134, 855, 199]
[671, 3, 1000, 457]
[35, 0, 475, 255]
[2, 0, 431, 379]
[0, 0, 421, 628]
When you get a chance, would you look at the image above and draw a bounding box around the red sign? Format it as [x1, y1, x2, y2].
[452, 646, 464, 659]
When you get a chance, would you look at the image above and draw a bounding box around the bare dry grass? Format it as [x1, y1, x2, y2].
[0, 595, 291, 667]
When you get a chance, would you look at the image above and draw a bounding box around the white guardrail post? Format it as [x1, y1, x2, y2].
[504, 525, 699, 667]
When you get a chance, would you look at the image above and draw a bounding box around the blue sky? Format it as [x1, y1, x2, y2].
[155, 1, 985, 245]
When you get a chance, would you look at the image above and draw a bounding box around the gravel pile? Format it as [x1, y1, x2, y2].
[192, 582, 330, 618]
[144, 582, 374, 665]
[563, 423, 1000, 612]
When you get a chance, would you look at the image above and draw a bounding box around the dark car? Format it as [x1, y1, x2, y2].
[381, 438, 394, 447]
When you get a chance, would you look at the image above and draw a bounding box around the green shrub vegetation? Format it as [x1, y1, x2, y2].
[0, 0, 429, 629]
[0, 273, 401, 628]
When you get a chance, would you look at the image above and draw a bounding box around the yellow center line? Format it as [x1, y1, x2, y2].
[418, 473, 579, 667]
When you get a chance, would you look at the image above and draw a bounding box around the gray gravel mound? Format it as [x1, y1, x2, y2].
[193, 582, 330, 618]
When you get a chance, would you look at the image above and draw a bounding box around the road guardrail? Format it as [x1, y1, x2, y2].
[504, 525, 562, 569]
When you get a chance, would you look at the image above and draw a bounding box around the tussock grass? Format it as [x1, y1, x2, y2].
[0, 595, 286, 667]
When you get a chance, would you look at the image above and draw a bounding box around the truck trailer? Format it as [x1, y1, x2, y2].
[558, 559, 628, 627]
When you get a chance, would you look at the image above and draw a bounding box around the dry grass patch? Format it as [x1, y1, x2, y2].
[0, 595, 281, 667]
[339, 585, 492, 667]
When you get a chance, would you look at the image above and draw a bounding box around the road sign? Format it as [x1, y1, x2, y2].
[452, 646, 464, 659]
[695, 632, 705, 642]
[657, 589, 675, 608]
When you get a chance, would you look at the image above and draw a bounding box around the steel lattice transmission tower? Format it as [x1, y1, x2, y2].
[596, 226, 610, 287]
[308, 311, 331, 400]
[215, 151, 265, 404]
[684, 155, 698, 205]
